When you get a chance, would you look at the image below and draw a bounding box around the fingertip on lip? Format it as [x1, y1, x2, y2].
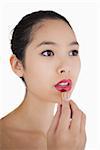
[61, 91, 67, 101]
[61, 91, 70, 101]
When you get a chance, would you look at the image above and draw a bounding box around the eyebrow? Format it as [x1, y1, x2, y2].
[35, 40, 79, 48]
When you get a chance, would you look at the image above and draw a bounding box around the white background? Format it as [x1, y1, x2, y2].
[0, 1, 100, 150]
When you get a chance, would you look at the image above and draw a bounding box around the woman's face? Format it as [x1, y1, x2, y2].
[23, 19, 81, 103]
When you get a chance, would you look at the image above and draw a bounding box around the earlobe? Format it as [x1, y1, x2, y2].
[10, 54, 24, 77]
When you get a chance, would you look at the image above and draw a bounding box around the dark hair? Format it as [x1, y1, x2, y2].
[11, 10, 73, 83]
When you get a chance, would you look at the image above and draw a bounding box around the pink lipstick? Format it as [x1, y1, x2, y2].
[54, 79, 72, 92]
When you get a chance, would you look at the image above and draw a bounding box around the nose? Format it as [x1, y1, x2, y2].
[57, 60, 71, 76]
[58, 68, 70, 75]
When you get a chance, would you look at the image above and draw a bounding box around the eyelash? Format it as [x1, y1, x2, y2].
[41, 49, 79, 57]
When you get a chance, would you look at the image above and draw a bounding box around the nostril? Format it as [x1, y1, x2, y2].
[60, 70, 65, 73]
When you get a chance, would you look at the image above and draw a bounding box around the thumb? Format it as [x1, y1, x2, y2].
[48, 104, 62, 134]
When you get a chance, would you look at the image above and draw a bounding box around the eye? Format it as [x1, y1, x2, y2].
[41, 50, 54, 56]
[69, 50, 79, 56]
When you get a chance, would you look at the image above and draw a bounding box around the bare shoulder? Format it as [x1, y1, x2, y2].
[0, 120, 47, 150]
[0, 118, 4, 149]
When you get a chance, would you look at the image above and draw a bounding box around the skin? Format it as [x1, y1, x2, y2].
[0, 19, 86, 149]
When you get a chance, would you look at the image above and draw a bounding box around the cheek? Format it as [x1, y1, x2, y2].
[24, 60, 55, 101]
[24, 59, 53, 90]
[77, 57, 81, 74]
[71, 58, 81, 82]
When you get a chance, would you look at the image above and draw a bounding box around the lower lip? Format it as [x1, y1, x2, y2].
[55, 84, 72, 92]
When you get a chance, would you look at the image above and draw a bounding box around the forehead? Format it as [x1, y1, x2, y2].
[30, 19, 77, 46]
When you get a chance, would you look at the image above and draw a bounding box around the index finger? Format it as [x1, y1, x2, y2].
[69, 100, 82, 133]
[57, 100, 71, 132]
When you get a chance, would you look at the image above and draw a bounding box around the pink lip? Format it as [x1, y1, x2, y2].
[54, 79, 72, 92]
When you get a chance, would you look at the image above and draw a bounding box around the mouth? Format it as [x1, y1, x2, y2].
[54, 79, 72, 92]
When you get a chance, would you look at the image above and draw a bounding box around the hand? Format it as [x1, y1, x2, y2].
[47, 100, 86, 150]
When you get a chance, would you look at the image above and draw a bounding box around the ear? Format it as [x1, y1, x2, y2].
[10, 54, 24, 77]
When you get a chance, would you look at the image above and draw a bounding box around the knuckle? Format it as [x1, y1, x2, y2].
[77, 109, 86, 119]
[82, 112, 86, 120]
[70, 129, 79, 138]
[75, 109, 81, 116]
[83, 112, 86, 119]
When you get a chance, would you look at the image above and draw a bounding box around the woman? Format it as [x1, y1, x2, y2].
[0, 10, 86, 150]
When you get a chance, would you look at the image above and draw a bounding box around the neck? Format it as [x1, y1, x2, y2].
[14, 88, 55, 135]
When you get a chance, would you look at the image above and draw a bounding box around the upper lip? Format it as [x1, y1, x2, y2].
[54, 79, 72, 86]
